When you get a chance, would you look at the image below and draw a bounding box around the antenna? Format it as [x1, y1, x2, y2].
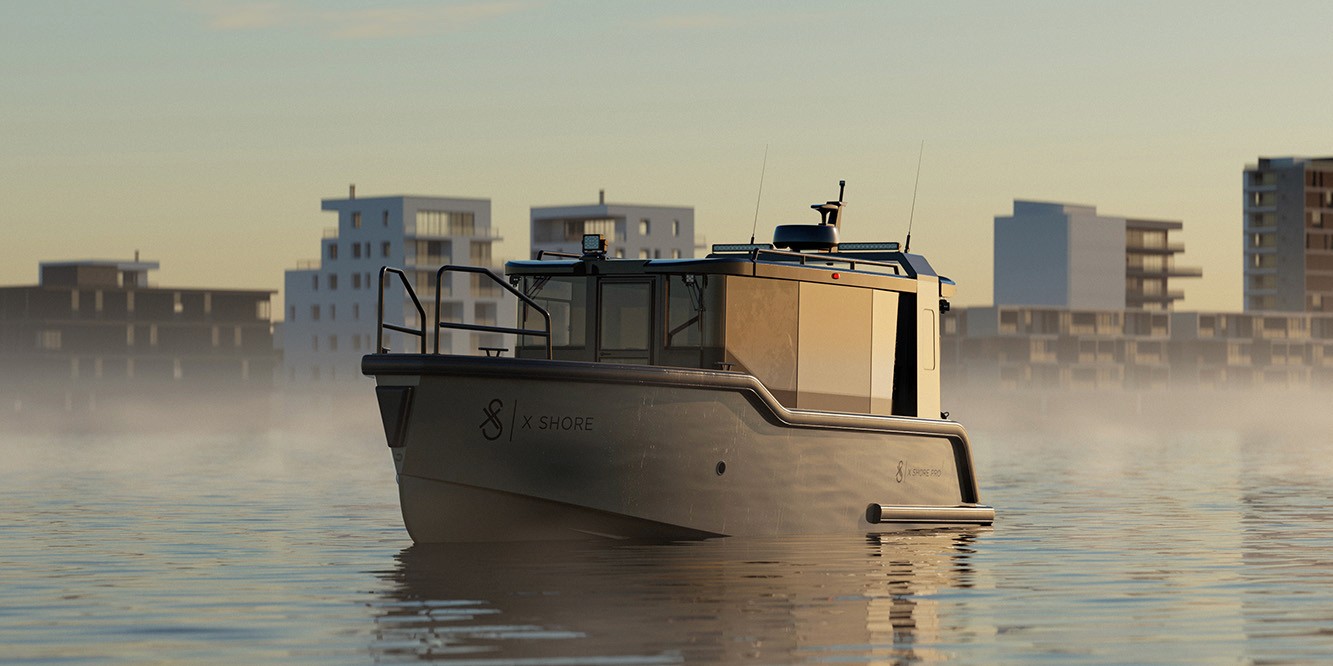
[904, 140, 924, 253]
[749, 144, 769, 245]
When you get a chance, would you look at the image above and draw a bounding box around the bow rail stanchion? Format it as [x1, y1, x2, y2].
[376, 266, 427, 354]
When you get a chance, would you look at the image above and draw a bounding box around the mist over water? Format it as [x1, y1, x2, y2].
[4, 386, 1333, 663]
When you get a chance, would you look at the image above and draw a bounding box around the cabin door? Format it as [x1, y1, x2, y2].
[597, 279, 654, 364]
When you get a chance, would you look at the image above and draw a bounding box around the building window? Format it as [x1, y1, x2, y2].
[312, 335, 319, 352]
[382, 241, 392, 258]
[673, 219, 680, 237]
[289, 305, 296, 322]
[353, 335, 362, 351]
[639, 219, 650, 236]
[353, 303, 360, 320]
[416, 210, 476, 236]
[639, 249, 650, 259]
[70, 291, 79, 312]
[615, 248, 624, 258]
[127, 291, 135, 314]
[329, 335, 338, 352]
[654, 249, 661, 259]
[328, 274, 338, 290]
[383, 210, 390, 227]
[352, 212, 362, 229]
[173, 359, 182, 380]
[150, 324, 158, 347]
[330, 304, 336, 321]
[173, 293, 183, 314]
[353, 243, 362, 259]
[329, 243, 338, 260]
[313, 274, 319, 290]
[95, 290, 103, 313]
[672, 249, 682, 258]
[36, 330, 61, 350]
[234, 326, 242, 347]
[352, 273, 362, 290]
[312, 305, 321, 321]
[126, 325, 135, 347]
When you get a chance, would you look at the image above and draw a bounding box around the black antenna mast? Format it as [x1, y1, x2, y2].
[749, 144, 769, 245]
[904, 140, 924, 253]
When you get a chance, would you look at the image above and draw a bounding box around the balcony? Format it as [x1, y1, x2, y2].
[410, 228, 503, 241]
[1125, 265, 1203, 278]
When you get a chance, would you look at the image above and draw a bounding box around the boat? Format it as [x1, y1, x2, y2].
[363, 182, 994, 542]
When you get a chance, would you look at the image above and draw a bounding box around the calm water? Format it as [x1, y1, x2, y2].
[5, 400, 1333, 664]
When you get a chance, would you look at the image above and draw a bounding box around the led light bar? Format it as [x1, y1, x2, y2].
[711, 243, 774, 253]
[837, 241, 901, 251]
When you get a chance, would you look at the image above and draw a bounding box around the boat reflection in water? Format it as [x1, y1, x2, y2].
[369, 529, 990, 663]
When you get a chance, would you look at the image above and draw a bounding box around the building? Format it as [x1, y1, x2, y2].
[943, 305, 1173, 391]
[1243, 157, 1333, 312]
[531, 192, 694, 260]
[0, 258, 276, 416]
[994, 200, 1200, 311]
[282, 188, 508, 385]
[942, 305, 1333, 391]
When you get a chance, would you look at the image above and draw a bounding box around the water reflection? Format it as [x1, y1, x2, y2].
[371, 529, 989, 663]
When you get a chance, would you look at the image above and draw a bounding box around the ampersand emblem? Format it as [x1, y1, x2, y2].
[480, 399, 504, 441]
[896, 460, 905, 483]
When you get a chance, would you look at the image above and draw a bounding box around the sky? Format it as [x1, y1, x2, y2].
[4, 0, 1332, 314]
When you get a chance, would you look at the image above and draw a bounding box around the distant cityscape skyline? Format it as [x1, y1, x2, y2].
[6, 2, 1333, 314]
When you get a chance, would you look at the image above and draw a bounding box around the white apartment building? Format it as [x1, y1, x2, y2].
[282, 189, 506, 385]
[531, 192, 694, 260]
[994, 200, 1200, 310]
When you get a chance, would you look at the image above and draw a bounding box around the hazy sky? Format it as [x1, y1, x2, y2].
[5, 1, 1332, 312]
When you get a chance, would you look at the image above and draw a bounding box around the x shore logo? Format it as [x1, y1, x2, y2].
[479, 398, 596, 442]
[479, 399, 504, 441]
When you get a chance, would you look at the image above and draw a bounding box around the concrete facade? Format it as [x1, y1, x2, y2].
[942, 305, 1333, 391]
[1243, 157, 1333, 312]
[531, 195, 694, 260]
[0, 259, 276, 416]
[282, 190, 507, 385]
[994, 200, 1199, 311]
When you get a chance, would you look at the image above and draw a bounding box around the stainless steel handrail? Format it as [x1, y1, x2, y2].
[376, 267, 427, 353]
[750, 247, 903, 275]
[434, 265, 554, 359]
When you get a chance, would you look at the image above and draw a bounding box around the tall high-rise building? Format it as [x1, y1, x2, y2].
[282, 188, 507, 385]
[1243, 157, 1333, 312]
[530, 193, 694, 260]
[994, 200, 1200, 311]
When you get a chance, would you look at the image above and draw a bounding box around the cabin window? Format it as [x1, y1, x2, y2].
[522, 276, 587, 349]
[666, 275, 721, 348]
[599, 281, 653, 359]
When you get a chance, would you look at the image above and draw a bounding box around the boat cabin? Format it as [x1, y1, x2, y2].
[501, 188, 954, 420]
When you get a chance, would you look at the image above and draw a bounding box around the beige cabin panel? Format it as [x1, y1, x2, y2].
[723, 276, 799, 404]
[916, 277, 941, 418]
[796, 282, 871, 413]
[870, 290, 899, 415]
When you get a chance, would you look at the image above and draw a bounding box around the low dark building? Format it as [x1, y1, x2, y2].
[0, 259, 276, 427]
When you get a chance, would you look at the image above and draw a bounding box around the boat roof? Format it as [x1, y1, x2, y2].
[505, 245, 955, 297]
